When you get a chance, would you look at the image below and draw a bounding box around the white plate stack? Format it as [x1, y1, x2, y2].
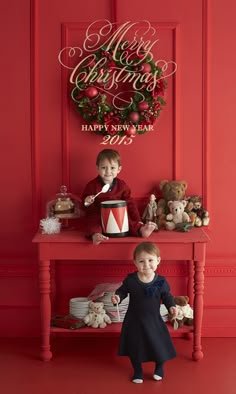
[69, 297, 90, 319]
[160, 304, 169, 322]
[96, 292, 129, 323]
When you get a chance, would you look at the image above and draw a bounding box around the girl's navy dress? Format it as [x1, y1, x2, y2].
[115, 272, 176, 363]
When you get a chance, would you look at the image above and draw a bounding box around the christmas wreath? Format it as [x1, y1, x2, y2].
[71, 43, 167, 136]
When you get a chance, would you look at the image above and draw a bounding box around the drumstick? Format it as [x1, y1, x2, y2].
[112, 293, 120, 322]
[116, 302, 120, 322]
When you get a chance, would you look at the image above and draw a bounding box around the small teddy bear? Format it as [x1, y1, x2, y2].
[83, 301, 112, 328]
[186, 195, 210, 227]
[165, 200, 191, 231]
[169, 296, 194, 329]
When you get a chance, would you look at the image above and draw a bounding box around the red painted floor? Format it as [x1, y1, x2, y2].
[0, 337, 235, 394]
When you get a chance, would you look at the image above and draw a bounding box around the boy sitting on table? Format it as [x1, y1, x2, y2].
[82, 149, 157, 245]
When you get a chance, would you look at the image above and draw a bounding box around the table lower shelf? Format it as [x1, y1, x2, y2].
[51, 322, 193, 338]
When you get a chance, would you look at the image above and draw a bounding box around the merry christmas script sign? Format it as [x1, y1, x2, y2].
[58, 20, 177, 142]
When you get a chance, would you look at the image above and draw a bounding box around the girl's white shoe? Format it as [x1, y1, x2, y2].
[153, 374, 162, 381]
[132, 378, 143, 384]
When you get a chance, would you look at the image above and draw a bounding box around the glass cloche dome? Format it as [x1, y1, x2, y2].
[46, 185, 82, 219]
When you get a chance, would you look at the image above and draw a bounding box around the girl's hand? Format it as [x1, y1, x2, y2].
[111, 294, 120, 305]
[169, 306, 178, 318]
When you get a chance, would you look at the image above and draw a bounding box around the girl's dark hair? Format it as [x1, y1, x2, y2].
[96, 149, 121, 166]
[133, 242, 160, 260]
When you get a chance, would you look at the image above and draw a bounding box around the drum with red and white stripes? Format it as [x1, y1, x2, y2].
[101, 200, 129, 237]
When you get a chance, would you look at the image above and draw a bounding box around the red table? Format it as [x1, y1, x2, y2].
[33, 227, 210, 362]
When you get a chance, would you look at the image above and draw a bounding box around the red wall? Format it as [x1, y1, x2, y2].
[1, 0, 236, 337]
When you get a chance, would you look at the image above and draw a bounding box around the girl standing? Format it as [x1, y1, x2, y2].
[111, 241, 177, 383]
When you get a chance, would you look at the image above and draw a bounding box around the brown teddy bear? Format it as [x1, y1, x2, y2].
[156, 180, 188, 228]
[169, 296, 194, 329]
[186, 195, 210, 227]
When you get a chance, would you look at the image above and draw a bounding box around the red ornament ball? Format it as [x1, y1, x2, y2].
[129, 112, 140, 123]
[85, 86, 99, 99]
[141, 63, 152, 73]
[125, 125, 137, 136]
[138, 101, 149, 111]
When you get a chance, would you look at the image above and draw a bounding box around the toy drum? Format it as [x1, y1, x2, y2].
[101, 200, 129, 237]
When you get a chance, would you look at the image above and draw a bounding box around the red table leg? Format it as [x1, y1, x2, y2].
[192, 256, 205, 361]
[187, 260, 194, 306]
[50, 261, 57, 315]
[39, 260, 52, 361]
